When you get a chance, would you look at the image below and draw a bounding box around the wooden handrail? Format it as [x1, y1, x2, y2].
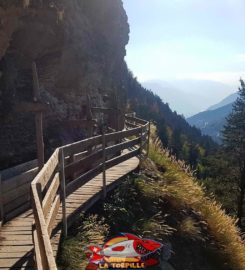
[31, 114, 150, 269]
[31, 184, 57, 269]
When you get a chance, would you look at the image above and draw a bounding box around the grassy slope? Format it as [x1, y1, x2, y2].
[59, 128, 245, 270]
[148, 130, 245, 270]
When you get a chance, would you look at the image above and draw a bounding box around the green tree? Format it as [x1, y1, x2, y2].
[222, 79, 245, 227]
[171, 129, 182, 159]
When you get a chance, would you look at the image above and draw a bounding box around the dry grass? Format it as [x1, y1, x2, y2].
[58, 215, 109, 270]
[140, 212, 176, 239]
[178, 217, 204, 241]
[148, 125, 245, 270]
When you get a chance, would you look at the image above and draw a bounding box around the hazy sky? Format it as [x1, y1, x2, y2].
[122, 0, 245, 87]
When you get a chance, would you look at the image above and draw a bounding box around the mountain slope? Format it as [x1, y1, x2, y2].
[208, 92, 238, 111]
[125, 71, 217, 166]
[187, 103, 233, 142]
[143, 79, 234, 117]
[143, 80, 200, 117]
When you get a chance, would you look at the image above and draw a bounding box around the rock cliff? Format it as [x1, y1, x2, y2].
[0, 0, 129, 168]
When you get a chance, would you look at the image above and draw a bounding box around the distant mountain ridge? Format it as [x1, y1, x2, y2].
[126, 71, 218, 167]
[187, 102, 234, 143]
[143, 79, 235, 117]
[208, 92, 238, 111]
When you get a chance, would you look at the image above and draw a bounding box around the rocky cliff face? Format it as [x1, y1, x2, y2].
[0, 0, 129, 169]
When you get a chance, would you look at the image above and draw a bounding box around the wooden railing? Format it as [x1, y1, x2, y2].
[31, 114, 150, 269]
[0, 160, 38, 225]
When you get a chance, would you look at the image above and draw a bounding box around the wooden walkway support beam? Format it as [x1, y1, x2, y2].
[147, 121, 151, 157]
[59, 148, 67, 238]
[102, 128, 107, 199]
[0, 174, 3, 226]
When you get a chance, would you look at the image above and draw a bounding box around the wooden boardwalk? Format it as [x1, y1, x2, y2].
[0, 156, 139, 269]
[0, 114, 149, 269]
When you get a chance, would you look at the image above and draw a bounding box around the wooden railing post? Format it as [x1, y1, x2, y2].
[132, 112, 136, 127]
[31, 183, 57, 270]
[102, 128, 107, 199]
[69, 154, 76, 181]
[59, 148, 67, 238]
[139, 127, 144, 167]
[0, 174, 4, 226]
[86, 95, 94, 144]
[36, 183, 43, 207]
[147, 121, 151, 157]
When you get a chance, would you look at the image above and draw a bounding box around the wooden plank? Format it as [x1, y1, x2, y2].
[0, 226, 32, 232]
[3, 216, 33, 222]
[0, 235, 32, 241]
[33, 229, 44, 270]
[66, 197, 89, 203]
[125, 115, 148, 125]
[0, 174, 3, 225]
[3, 182, 31, 205]
[17, 209, 32, 217]
[4, 216, 33, 221]
[0, 240, 33, 246]
[102, 130, 106, 199]
[31, 184, 57, 269]
[42, 173, 60, 219]
[126, 122, 148, 134]
[66, 164, 103, 196]
[0, 252, 32, 258]
[105, 127, 141, 143]
[4, 202, 30, 222]
[105, 137, 140, 156]
[0, 160, 38, 180]
[72, 190, 100, 196]
[59, 148, 67, 237]
[0, 231, 31, 236]
[1, 220, 32, 227]
[46, 195, 61, 236]
[62, 136, 102, 157]
[125, 121, 139, 128]
[32, 149, 59, 191]
[68, 154, 76, 180]
[0, 258, 33, 268]
[125, 112, 136, 118]
[0, 245, 32, 252]
[65, 149, 103, 179]
[2, 167, 38, 193]
[64, 151, 87, 167]
[73, 151, 88, 161]
[106, 149, 140, 171]
[0, 266, 33, 270]
[4, 193, 30, 214]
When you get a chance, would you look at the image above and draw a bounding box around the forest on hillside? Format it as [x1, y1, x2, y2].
[126, 69, 245, 229]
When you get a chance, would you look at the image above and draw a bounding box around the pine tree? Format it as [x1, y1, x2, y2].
[222, 79, 245, 227]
